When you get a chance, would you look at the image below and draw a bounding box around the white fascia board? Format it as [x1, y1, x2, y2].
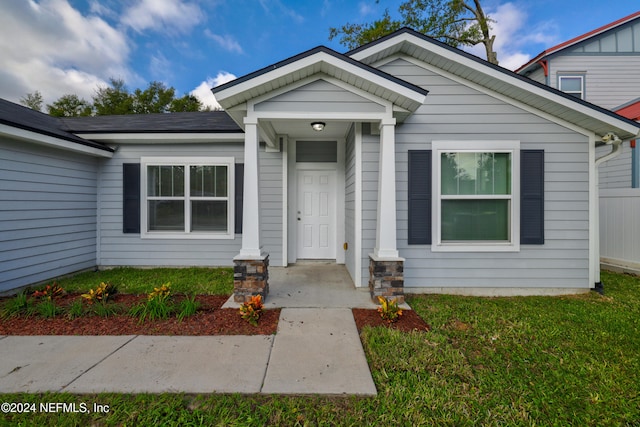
[353, 33, 640, 138]
[76, 132, 245, 144]
[349, 32, 415, 62]
[216, 51, 426, 111]
[0, 124, 113, 158]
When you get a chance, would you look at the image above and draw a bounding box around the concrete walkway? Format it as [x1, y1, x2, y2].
[0, 264, 379, 395]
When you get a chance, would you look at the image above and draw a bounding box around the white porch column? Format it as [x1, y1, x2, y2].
[373, 119, 400, 259]
[238, 117, 263, 258]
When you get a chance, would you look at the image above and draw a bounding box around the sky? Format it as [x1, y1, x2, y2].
[0, 0, 638, 110]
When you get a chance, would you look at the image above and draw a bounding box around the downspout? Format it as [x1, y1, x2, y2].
[593, 133, 624, 294]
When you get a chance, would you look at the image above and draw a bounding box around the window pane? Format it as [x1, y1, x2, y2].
[148, 166, 184, 197]
[441, 152, 511, 195]
[296, 141, 338, 162]
[191, 201, 227, 231]
[215, 166, 227, 197]
[441, 199, 510, 241]
[148, 200, 184, 231]
[560, 77, 582, 92]
[190, 166, 227, 197]
[492, 153, 510, 195]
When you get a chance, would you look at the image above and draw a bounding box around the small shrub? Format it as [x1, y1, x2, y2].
[66, 299, 85, 319]
[32, 283, 64, 300]
[177, 295, 200, 322]
[377, 296, 403, 323]
[130, 283, 174, 323]
[91, 302, 123, 318]
[81, 282, 117, 304]
[148, 283, 171, 301]
[36, 299, 61, 318]
[1, 292, 32, 318]
[239, 295, 264, 326]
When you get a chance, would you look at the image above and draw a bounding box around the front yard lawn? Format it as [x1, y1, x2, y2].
[2, 270, 639, 426]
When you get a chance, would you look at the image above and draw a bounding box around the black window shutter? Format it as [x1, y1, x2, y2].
[122, 163, 141, 234]
[235, 164, 244, 234]
[520, 150, 544, 244]
[408, 150, 432, 244]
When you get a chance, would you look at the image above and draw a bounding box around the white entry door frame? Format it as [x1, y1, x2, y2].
[287, 138, 345, 264]
[297, 169, 337, 259]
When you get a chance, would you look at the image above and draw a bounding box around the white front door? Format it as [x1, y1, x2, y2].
[297, 169, 336, 259]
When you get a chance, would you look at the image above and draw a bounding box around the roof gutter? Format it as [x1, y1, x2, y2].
[595, 132, 624, 167]
[593, 132, 626, 294]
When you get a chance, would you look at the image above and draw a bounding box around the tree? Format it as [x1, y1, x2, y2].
[93, 78, 134, 115]
[47, 94, 92, 117]
[21, 78, 207, 117]
[169, 94, 207, 112]
[329, 0, 498, 64]
[20, 91, 44, 112]
[132, 81, 175, 114]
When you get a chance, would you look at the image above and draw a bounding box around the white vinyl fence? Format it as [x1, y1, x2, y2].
[600, 189, 640, 268]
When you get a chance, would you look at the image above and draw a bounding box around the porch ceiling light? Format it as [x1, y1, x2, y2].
[311, 122, 326, 131]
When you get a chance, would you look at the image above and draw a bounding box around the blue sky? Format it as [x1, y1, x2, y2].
[0, 0, 638, 110]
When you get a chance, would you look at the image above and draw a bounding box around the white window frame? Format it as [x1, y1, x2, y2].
[432, 141, 520, 252]
[141, 157, 235, 239]
[558, 74, 585, 99]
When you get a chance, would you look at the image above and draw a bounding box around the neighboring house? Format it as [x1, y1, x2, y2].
[2, 28, 639, 299]
[517, 11, 640, 271]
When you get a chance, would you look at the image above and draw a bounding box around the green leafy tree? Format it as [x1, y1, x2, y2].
[132, 81, 175, 114]
[47, 94, 92, 117]
[329, 0, 498, 64]
[169, 94, 207, 112]
[93, 78, 134, 115]
[20, 91, 44, 112]
[22, 78, 208, 117]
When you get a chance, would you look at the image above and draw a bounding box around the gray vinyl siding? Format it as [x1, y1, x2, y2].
[597, 143, 632, 189]
[344, 125, 356, 282]
[98, 143, 283, 267]
[547, 55, 640, 110]
[254, 79, 385, 113]
[378, 58, 591, 289]
[0, 137, 98, 292]
[524, 66, 546, 85]
[570, 20, 640, 54]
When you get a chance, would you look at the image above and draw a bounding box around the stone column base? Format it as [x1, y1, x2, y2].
[368, 255, 404, 304]
[233, 255, 269, 303]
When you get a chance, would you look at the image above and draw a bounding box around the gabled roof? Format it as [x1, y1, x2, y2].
[615, 98, 640, 122]
[349, 27, 640, 141]
[60, 111, 242, 133]
[212, 45, 429, 116]
[0, 98, 113, 153]
[516, 11, 640, 74]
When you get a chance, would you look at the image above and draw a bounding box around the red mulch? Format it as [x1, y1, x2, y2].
[0, 294, 279, 336]
[352, 308, 431, 333]
[0, 293, 430, 336]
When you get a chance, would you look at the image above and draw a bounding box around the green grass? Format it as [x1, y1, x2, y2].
[2, 270, 639, 426]
[54, 267, 234, 295]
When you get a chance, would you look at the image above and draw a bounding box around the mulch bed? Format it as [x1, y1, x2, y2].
[0, 293, 430, 336]
[0, 294, 279, 336]
[352, 308, 431, 333]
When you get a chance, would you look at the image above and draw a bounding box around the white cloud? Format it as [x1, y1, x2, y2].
[149, 52, 173, 82]
[191, 72, 237, 110]
[258, 0, 304, 24]
[122, 0, 204, 34]
[204, 30, 244, 54]
[359, 1, 375, 16]
[463, 2, 557, 70]
[0, 0, 132, 104]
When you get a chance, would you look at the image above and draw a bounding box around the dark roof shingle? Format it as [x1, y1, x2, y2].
[60, 111, 242, 133]
[0, 98, 112, 152]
